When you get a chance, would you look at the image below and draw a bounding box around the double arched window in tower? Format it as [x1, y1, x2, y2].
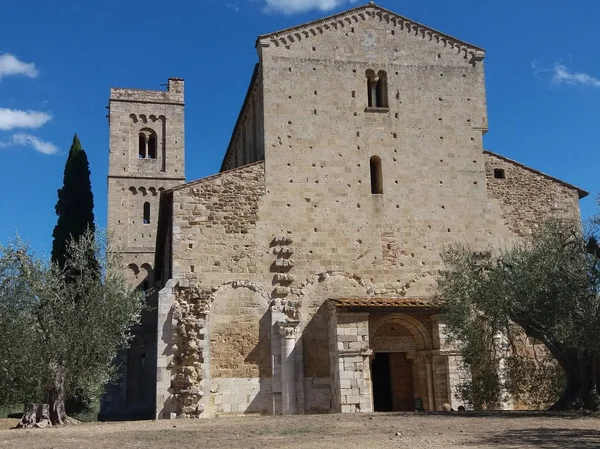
[366, 70, 388, 109]
[138, 129, 157, 159]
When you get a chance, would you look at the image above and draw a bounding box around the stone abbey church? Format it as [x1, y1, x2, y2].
[102, 3, 586, 419]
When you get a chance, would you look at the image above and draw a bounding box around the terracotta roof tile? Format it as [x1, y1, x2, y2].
[329, 297, 435, 308]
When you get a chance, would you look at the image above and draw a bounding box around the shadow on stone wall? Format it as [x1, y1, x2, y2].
[242, 308, 272, 414]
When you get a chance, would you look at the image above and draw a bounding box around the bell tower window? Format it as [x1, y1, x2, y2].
[138, 129, 158, 159]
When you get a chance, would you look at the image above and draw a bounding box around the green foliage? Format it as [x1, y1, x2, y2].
[0, 230, 143, 408]
[51, 134, 96, 269]
[437, 218, 600, 409]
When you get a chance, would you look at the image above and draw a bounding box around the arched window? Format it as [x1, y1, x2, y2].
[143, 202, 151, 224]
[147, 134, 157, 159]
[370, 156, 383, 194]
[138, 129, 157, 159]
[366, 70, 388, 108]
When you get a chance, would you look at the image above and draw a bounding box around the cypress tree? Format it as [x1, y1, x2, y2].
[51, 134, 96, 269]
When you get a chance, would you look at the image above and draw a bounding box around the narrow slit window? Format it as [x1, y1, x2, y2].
[143, 202, 151, 224]
[147, 135, 157, 159]
[370, 156, 383, 194]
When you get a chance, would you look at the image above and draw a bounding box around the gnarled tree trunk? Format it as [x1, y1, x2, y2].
[547, 348, 600, 411]
[512, 317, 600, 411]
[16, 403, 51, 428]
[45, 370, 67, 425]
[16, 362, 75, 428]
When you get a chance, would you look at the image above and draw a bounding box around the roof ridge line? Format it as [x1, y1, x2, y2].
[165, 161, 265, 194]
[484, 150, 588, 199]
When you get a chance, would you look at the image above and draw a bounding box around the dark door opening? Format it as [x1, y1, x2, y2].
[371, 353, 393, 412]
[389, 352, 414, 411]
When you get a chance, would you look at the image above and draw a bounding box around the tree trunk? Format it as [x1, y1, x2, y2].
[510, 316, 600, 412]
[16, 362, 78, 428]
[44, 366, 68, 425]
[549, 351, 600, 411]
[16, 403, 52, 428]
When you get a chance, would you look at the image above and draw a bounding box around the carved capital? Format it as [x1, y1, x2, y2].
[278, 320, 300, 339]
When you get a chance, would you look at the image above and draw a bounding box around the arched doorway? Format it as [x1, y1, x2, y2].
[370, 315, 432, 412]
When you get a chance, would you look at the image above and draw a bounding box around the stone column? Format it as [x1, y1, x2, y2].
[426, 358, 435, 411]
[143, 135, 148, 158]
[279, 321, 299, 415]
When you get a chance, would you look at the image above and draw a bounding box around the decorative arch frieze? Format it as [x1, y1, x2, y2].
[127, 263, 139, 276]
[128, 186, 161, 196]
[128, 113, 166, 124]
[259, 5, 485, 64]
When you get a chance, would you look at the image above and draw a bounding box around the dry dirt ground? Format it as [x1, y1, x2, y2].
[0, 412, 599, 449]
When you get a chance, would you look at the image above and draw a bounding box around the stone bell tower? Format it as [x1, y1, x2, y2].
[104, 78, 185, 418]
[107, 78, 185, 287]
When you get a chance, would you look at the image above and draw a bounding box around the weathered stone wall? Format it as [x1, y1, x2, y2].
[484, 151, 583, 237]
[169, 162, 265, 283]
[329, 312, 372, 413]
[160, 163, 267, 417]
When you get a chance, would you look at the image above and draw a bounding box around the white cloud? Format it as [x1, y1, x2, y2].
[0, 133, 58, 155]
[0, 53, 39, 80]
[0, 108, 52, 131]
[264, 0, 358, 14]
[552, 63, 600, 88]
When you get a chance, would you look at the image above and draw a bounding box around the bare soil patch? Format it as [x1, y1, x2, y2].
[0, 412, 598, 448]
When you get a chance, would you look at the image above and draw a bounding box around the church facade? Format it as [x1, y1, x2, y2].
[103, 3, 586, 419]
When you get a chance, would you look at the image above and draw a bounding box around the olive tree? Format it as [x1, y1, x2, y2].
[0, 229, 143, 427]
[437, 218, 600, 411]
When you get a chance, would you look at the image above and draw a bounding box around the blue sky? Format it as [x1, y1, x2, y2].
[1, 0, 599, 253]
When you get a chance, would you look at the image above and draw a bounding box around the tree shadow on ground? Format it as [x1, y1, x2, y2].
[472, 428, 600, 448]
[387, 411, 599, 420]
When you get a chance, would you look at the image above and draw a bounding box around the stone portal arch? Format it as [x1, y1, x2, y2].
[370, 314, 432, 351]
[369, 314, 434, 412]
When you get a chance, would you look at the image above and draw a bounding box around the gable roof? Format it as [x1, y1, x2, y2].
[484, 151, 588, 199]
[257, 2, 485, 63]
[164, 161, 265, 194]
